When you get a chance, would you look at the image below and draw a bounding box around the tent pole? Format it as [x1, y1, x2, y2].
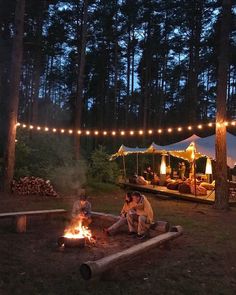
[194, 159, 197, 197]
[122, 155, 127, 182]
[136, 153, 139, 175]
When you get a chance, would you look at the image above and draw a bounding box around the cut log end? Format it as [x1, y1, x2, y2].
[80, 263, 92, 280]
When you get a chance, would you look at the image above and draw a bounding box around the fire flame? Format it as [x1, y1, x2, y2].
[63, 218, 92, 241]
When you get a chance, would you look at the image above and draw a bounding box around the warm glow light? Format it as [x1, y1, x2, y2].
[63, 218, 92, 241]
[160, 155, 166, 175]
[205, 158, 212, 174]
[15, 139, 18, 142]
[231, 121, 236, 126]
[17, 121, 225, 137]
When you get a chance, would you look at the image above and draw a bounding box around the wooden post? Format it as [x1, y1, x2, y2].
[80, 225, 183, 280]
[15, 215, 26, 233]
[122, 155, 127, 182]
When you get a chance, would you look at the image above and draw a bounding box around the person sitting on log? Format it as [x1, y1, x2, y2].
[127, 191, 154, 239]
[104, 192, 135, 236]
[71, 194, 92, 227]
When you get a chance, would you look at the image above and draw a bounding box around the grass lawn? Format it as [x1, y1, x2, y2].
[0, 184, 236, 295]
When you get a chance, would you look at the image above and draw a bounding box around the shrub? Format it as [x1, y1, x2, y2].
[88, 146, 119, 183]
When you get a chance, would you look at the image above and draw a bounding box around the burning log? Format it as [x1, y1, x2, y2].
[80, 225, 183, 280]
[11, 176, 58, 197]
[91, 211, 170, 233]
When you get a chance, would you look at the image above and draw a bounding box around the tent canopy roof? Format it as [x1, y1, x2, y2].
[110, 133, 236, 168]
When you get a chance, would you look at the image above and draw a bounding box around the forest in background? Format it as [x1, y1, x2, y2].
[0, 0, 235, 190]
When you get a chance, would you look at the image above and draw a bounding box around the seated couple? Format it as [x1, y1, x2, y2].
[104, 191, 154, 240]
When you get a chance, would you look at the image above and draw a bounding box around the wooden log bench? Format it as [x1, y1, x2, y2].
[91, 211, 170, 233]
[0, 209, 67, 233]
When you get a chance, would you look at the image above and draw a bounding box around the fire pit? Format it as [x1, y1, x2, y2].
[58, 236, 85, 248]
[58, 217, 95, 248]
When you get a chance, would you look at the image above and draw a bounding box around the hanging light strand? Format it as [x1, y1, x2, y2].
[15, 121, 236, 137]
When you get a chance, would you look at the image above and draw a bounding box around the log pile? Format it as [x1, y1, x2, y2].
[12, 177, 58, 197]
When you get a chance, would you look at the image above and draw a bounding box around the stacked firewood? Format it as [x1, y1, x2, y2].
[12, 176, 58, 197]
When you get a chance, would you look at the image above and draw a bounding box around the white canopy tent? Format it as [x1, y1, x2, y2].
[149, 132, 236, 168]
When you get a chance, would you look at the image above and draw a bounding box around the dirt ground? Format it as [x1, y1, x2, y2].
[0, 189, 236, 295]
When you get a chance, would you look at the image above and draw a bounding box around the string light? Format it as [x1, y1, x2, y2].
[15, 120, 236, 137]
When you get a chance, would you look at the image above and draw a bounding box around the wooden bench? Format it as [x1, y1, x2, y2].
[0, 209, 67, 233]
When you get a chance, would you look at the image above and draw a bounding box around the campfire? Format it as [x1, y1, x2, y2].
[58, 218, 96, 248]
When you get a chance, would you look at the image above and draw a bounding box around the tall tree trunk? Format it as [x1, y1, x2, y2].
[214, 0, 232, 210]
[74, 0, 88, 160]
[125, 29, 131, 127]
[3, 0, 25, 193]
[186, 0, 203, 124]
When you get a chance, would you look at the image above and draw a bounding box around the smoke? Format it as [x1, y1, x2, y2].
[48, 160, 87, 195]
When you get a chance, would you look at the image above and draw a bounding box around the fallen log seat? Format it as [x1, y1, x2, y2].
[91, 211, 170, 233]
[80, 225, 183, 280]
[0, 209, 67, 233]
